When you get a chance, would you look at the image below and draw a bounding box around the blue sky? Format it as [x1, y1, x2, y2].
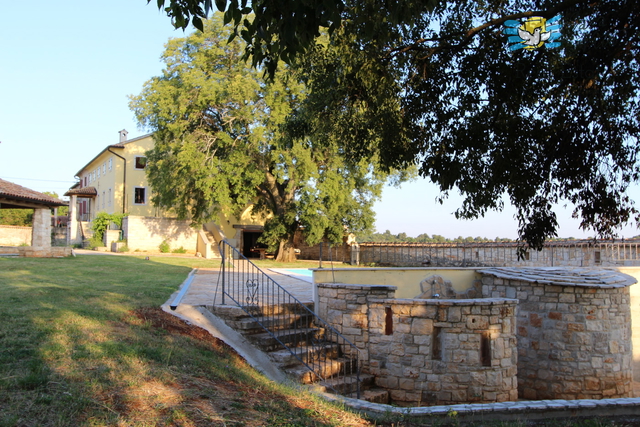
[1, 0, 638, 240]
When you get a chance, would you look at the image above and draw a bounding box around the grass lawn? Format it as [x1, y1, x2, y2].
[0, 254, 633, 427]
[0, 255, 370, 426]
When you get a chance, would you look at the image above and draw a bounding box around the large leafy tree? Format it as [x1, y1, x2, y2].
[130, 16, 395, 261]
[152, 0, 640, 251]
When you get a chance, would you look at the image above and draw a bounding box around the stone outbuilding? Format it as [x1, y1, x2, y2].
[0, 178, 71, 257]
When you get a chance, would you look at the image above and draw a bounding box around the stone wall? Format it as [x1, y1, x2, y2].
[123, 215, 198, 253]
[316, 283, 518, 406]
[295, 239, 351, 262]
[0, 246, 72, 257]
[480, 269, 633, 400]
[0, 225, 31, 246]
[358, 241, 640, 267]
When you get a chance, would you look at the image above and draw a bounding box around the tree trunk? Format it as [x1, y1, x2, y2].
[275, 235, 297, 262]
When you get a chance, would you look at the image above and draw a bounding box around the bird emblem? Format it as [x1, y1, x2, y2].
[504, 15, 562, 51]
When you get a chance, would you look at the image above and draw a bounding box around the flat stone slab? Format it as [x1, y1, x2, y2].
[478, 267, 637, 288]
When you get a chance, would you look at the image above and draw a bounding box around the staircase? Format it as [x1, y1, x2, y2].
[203, 229, 222, 258]
[79, 221, 93, 248]
[210, 302, 388, 402]
[198, 224, 222, 259]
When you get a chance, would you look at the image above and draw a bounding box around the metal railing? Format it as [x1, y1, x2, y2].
[219, 240, 361, 398]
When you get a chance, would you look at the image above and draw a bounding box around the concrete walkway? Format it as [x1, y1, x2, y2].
[170, 268, 314, 307]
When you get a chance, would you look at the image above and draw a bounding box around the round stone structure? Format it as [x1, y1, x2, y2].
[479, 267, 636, 400]
[316, 282, 519, 406]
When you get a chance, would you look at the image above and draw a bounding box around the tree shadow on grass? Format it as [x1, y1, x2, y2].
[0, 256, 369, 426]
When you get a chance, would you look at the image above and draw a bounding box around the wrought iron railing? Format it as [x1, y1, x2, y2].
[218, 240, 361, 398]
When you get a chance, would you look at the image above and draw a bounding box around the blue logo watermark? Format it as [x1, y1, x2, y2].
[504, 15, 562, 51]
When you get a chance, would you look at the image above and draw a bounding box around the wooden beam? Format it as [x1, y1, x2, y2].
[0, 197, 47, 210]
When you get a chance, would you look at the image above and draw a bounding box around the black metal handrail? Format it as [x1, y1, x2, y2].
[219, 240, 361, 398]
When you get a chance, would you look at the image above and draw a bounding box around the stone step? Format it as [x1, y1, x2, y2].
[269, 343, 340, 367]
[347, 388, 389, 404]
[318, 373, 375, 395]
[210, 302, 314, 320]
[287, 357, 359, 384]
[227, 313, 313, 334]
[211, 301, 373, 401]
[247, 327, 321, 352]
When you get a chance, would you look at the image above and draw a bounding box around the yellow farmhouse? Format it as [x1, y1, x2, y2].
[65, 130, 266, 258]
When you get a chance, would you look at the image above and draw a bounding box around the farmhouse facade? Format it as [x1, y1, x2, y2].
[65, 130, 266, 256]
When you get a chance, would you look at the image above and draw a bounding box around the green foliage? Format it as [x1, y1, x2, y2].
[154, 0, 640, 251]
[171, 246, 187, 254]
[43, 191, 69, 216]
[91, 212, 112, 243]
[0, 209, 32, 226]
[91, 212, 127, 244]
[152, 0, 440, 77]
[109, 213, 127, 229]
[159, 240, 171, 253]
[87, 235, 104, 249]
[291, 0, 640, 251]
[130, 15, 405, 261]
[90, 213, 110, 243]
[117, 245, 130, 253]
[357, 230, 509, 243]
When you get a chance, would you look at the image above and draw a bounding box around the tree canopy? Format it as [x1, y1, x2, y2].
[151, 0, 640, 251]
[130, 16, 400, 261]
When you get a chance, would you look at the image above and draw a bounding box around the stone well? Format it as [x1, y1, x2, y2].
[480, 267, 635, 400]
[316, 282, 518, 406]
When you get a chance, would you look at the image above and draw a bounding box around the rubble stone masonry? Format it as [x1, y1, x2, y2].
[481, 272, 633, 400]
[317, 283, 518, 406]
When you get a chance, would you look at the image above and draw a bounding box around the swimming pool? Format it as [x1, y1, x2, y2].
[269, 268, 313, 282]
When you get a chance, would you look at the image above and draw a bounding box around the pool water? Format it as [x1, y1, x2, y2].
[282, 268, 313, 277]
[269, 268, 314, 282]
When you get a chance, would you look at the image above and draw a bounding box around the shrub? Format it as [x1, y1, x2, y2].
[172, 246, 187, 254]
[159, 240, 171, 253]
[87, 235, 103, 249]
[91, 212, 127, 243]
[117, 245, 130, 253]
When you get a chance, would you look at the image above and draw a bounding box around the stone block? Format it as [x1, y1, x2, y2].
[559, 293, 576, 303]
[447, 307, 462, 323]
[410, 318, 433, 335]
[390, 389, 407, 401]
[466, 315, 489, 330]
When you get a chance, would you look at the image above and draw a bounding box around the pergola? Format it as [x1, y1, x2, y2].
[0, 178, 69, 257]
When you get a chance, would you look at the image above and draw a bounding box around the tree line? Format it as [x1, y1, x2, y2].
[357, 230, 515, 243]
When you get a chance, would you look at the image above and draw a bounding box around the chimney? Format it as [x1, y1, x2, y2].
[119, 129, 128, 143]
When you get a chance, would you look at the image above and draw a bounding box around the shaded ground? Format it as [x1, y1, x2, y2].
[130, 307, 373, 427]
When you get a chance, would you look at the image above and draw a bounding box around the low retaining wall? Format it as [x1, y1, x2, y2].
[0, 225, 31, 246]
[317, 283, 518, 406]
[0, 246, 72, 257]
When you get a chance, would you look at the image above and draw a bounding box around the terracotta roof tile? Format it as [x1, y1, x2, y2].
[0, 179, 68, 206]
[64, 186, 98, 197]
